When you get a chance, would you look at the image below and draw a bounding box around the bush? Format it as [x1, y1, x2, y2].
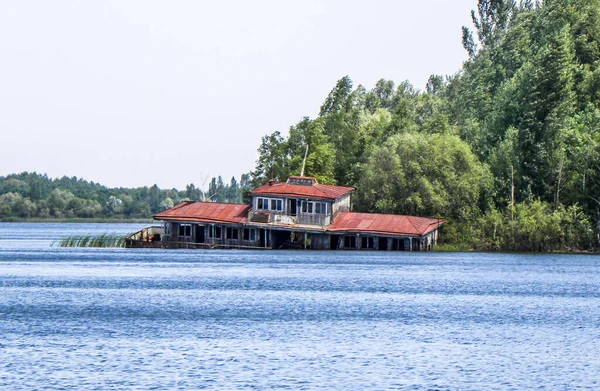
[472, 200, 595, 252]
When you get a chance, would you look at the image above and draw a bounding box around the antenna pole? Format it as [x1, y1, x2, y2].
[300, 144, 309, 177]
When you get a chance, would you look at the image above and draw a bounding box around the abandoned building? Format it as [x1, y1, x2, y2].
[126, 176, 445, 251]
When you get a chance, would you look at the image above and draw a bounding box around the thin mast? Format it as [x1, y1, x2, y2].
[300, 144, 309, 177]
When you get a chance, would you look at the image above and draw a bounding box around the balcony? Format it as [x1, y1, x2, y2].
[248, 210, 331, 227]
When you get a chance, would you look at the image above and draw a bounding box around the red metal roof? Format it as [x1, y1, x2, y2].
[251, 180, 354, 200]
[327, 212, 445, 237]
[154, 201, 250, 224]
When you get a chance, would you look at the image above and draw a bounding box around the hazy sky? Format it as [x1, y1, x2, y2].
[1, 0, 475, 190]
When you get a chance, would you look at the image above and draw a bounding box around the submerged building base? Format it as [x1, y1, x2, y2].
[126, 223, 439, 251]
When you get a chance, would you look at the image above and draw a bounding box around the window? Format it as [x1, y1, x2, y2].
[288, 177, 316, 186]
[315, 202, 327, 214]
[243, 228, 256, 241]
[165, 223, 171, 235]
[256, 197, 282, 211]
[208, 225, 222, 239]
[226, 227, 239, 240]
[344, 235, 356, 248]
[362, 236, 374, 249]
[300, 201, 327, 214]
[178, 224, 192, 237]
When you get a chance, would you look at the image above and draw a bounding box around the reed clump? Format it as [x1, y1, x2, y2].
[56, 233, 128, 248]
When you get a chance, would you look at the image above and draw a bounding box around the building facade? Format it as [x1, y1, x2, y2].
[128, 176, 445, 251]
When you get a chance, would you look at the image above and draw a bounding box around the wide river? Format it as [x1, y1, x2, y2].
[1, 223, 599, 390]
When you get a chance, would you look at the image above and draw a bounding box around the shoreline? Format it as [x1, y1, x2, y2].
[2, 220, 597, 254]
[0, 218, 154, 224]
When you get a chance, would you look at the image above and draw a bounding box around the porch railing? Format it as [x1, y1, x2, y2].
[248, 210, 331, 227]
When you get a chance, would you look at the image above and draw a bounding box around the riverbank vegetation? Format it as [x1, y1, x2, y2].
[55, 233, 129, 248]
[3, 0, 599, 252]
[252, 0, 600, 251]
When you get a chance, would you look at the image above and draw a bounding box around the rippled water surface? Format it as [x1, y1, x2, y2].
[1, 223, 600, 390]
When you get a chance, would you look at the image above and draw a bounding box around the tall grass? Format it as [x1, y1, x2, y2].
[433, 243, 473, 252]
[55, 233, 129, 248]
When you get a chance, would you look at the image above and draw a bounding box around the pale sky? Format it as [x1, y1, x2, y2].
[1, 0, 475, 190]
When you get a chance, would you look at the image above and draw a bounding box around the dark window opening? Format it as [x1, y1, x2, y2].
[378, 237, 388, 251]
[195, 225, 205, 243]
[288, 177, 315, 186]
[269, 199, 282, 211]
[362, 236, 374, 249]
[344, 235, 356, 249]
[258, 197, 283, 211]
[330, 235, 341, 250]
[243, 228, 256, 241]
[226, 227, 239, 240]
[178, 224, 192, 236]
[208, 226, 222, 239]
[299, 201, 327, 214]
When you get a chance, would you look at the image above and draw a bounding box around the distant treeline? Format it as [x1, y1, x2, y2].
[0, 172, 252, 221]
[251, 0, 600, 251]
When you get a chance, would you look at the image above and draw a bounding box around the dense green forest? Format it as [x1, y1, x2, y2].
[0, 172, 251, 221]
[2, 0, 599, 251]
[252, 0, 600, 251]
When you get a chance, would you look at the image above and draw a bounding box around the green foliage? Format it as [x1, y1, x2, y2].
[470, 201, 595, 251]
[319, 76, 353, 116]
[452, 0, 600, 210]
[250, 0, 600, 251]
[355, 132, 491, 221]
[252, 131, 288, 183]
[0, 171, 252, 220]
[56, 233, 129, 248]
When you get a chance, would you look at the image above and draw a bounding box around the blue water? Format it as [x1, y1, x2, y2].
[1, 223, 599, 390]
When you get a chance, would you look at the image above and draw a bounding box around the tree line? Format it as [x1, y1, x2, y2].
[3, 0, 599, 251]
[0, 172, 251, 220]
[252, 0, 600, 251]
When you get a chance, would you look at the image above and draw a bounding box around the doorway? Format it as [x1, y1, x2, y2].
[288, 199, 297, 215]
[259, 229, 267, 248]
[378, 237, 388, 251]
[195, 225, 205, 243]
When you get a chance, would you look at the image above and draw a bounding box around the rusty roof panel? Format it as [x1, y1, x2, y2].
[327, 212, 445, 237]
[153, 203, 445, 237]
[154, 201, 250, 224]
[251, 181, 354, 200]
